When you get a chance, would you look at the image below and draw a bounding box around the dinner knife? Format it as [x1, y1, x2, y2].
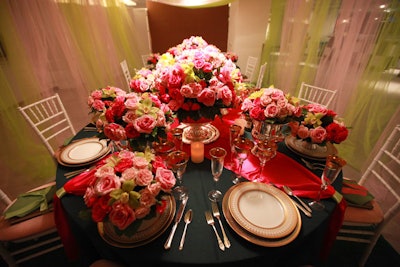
[164, 196, 188, 249]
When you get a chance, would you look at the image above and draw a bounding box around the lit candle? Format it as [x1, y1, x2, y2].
[190, 141, 204, 163]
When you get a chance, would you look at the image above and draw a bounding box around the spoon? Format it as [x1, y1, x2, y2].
[179, 209, 193, 250]
[283, 185, 313, 213]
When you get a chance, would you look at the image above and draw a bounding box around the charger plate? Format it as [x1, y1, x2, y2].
[179, 123, 220, 144]
[228, 182, 298, 239]
[223, 184, 301, 247]
[59, 137, 109, 165]
[98, 195, 175, 248]
[285, 136, 337, 161]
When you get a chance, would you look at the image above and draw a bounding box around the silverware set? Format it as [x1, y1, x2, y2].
[205, 202, 231, 251]
[164, 196, 190, 250]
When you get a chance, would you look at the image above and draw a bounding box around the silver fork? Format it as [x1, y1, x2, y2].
[211, 202, 231, 248]
[300, 158, 325, 170]
[205, 210, 225, 251]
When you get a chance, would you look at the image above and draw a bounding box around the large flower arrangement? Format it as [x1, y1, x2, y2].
[130, 36, 243, 122]
[288, 103, 349, 145]
[87, 86, 174, 150]
[240, 86, 302, 124]
[83, 149, 176, 234]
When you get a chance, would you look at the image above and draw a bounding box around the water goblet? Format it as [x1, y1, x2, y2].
[232, 137, 254, 184]
[208, 147, 227, 202]
[152, 140, 175, 164]
[166, 150, 189, 200]
[171, 127, 184, 151]
[309, 154, 347, 211]
[252, 140, 273, 183]
[229, 125, 242, 167]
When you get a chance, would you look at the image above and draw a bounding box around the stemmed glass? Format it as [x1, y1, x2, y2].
[152, 140, 175, 163]
[232, 137, 254, 184]
[229, 125, 242, 167]
[252, 140, 273, 183]
[166, 150, 189, 200]
[208, 147, 227, 202]
[171, 128, 184, 151]
[309, 154, 347, 211]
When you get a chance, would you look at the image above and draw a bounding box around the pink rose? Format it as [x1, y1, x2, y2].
[135, 205, 151, 219]
[91, 194, 111, 222]
[104, 123, 127, 141]
[135, 168, 153, 186]
[91, 100, 105, 111]
[309, 126, 327, 143]
[132, 156, 149, 169]
[139, 188, 157, 208]
[133, 115, 157, 134]
[217, 86, 233, 106]
[120, 168, 137, 181]
[263, 103, 279, 118]
[198, 88, 216, 106]
[155, 168, 176, 192]
[94, 174, 121, 195]
[297, 125, 310, 139]
[109, 202, 136, 230]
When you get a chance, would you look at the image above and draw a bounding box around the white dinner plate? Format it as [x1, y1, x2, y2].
[223, 184, 301, 247]
[228, 182, 298, 239]
[60, 138, 109, 164]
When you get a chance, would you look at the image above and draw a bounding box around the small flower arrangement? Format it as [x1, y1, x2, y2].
[240, 86, 302, 124]
[288, 103, 349, 145]
[223, 51, 238, 63]
[87, 86, 174, 150]
[83, 149, 176, 234]
[130, 36, 244, 123]
[146, 53, 160, 69]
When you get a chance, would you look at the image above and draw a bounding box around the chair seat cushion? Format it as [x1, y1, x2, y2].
[0, 211, 56, 241]
[343, 199, 384, 224]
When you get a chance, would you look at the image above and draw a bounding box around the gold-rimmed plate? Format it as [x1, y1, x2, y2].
[98, 195, 175, 248]
[285, 136, 337, 161]
[223, 184, 301, 247]
[228, 182, 298, 239]
[59, 138, 109, 165]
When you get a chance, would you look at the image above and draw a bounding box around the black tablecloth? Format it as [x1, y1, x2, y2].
[56, 128, 341, 266]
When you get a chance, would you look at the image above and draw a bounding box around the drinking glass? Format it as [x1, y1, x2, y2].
[166, 150, 189, 200]
[232, 137, 254, 184]
[208, 147, 227, 202]
[152, 140, 175, 164]
[171, 128, 184, 151]
[252, 140, 273, 183]
[309, 154, 347, 211]
[229, 125, 242, 167]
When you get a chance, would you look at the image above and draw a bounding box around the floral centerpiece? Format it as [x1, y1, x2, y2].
[130, 36, 243, 123]
[145, 53, 160, 69]
[87, 86, 174, 150]
[240, 86, 302, 124]
[288, 103, 349, 146]
[83, 148, 176, 234]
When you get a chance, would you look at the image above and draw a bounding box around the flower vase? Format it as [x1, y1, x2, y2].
[251, 120, 285, 144]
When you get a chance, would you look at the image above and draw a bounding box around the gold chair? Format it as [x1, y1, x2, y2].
[297, 82, 337, 108]
[336, 124, 400, 267]
[0, 182, 63, 266]
[18, 93, 76, 157]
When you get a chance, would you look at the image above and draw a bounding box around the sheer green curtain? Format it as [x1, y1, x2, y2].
[339, 0, 400, 170]
[0, 0, 141, 197]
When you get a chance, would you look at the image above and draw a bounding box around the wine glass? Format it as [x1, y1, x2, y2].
[171, 127, 184, 151]
[166, 150, 189, 200]
[152, 140, 175, 163]
[252, 140, 273, 183]
[309, 154, 347, 211]
[229, 125, 242, 167]
[208, 147, 227, 202]
[232, 137, 254, 184]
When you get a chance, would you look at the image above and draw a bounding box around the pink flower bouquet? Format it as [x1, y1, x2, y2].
[130, 36, 244, 122]
[87, 86, 174, 150]
[288, 103, 349, 145]
[241, 86, 302, 124]
[83, 149, 176, 233]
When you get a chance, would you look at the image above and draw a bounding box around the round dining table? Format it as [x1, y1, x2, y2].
[55, 120, 343, 266]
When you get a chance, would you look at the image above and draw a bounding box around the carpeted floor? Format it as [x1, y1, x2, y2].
[1, 235, 399, 267]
